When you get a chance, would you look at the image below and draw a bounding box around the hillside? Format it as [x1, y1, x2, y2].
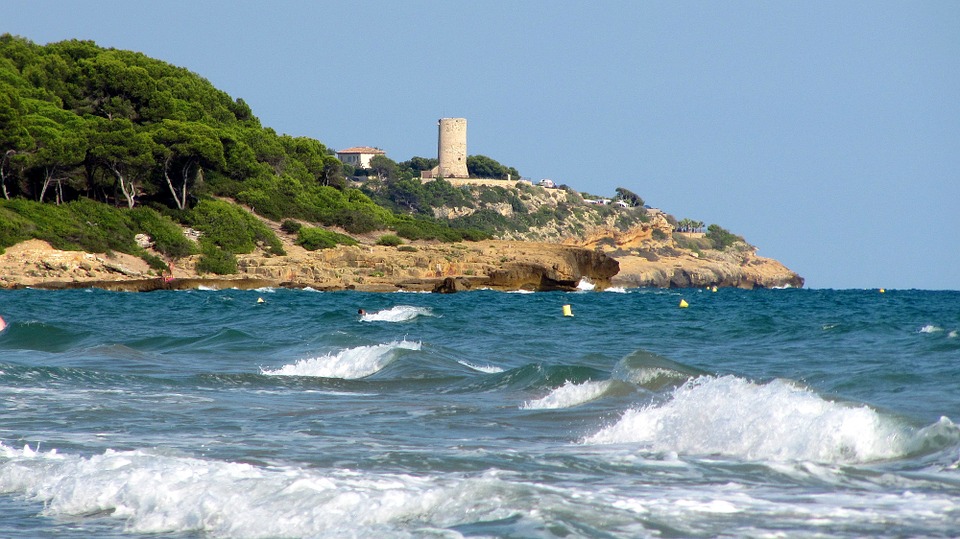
[0, 34, 803, 291]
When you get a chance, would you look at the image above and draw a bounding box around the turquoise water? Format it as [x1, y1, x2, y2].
[0, 286, 958, 537]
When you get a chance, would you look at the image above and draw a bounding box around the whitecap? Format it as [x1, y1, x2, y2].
[360, 305, 433, 322]
[457, 360, 505, 374]
[576, 278, 596, 291]
[583, 375, 917, 463]
[919, 325, 943, 334]
[604, 287, 629, 294]
[260, 340, 421, 379]
[521, 380, 612, 410]
[0, 443, 519, 537]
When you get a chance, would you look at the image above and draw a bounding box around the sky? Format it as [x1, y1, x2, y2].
[6, 1, 959, 290]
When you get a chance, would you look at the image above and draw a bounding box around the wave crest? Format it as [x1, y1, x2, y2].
[260, 340, 420, 379]
[360, 305, 433, 322]
[521, 380, 613, 410]
[584, 375, 923, 463]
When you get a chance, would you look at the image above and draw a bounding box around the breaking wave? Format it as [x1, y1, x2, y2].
[583, 375, 959, 464]
[360, 305, 433, 322]
[0, 443, 518, 538]
[457, 360, 505, 374]
[260, 340, 421, 379]
[521, 380, 613, 409]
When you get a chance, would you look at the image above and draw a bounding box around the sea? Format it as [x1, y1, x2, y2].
[0, 285, 958, 538]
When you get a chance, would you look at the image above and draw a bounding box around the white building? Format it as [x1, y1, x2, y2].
[538, 178, 556, 188]
[336, 146, 386, 169]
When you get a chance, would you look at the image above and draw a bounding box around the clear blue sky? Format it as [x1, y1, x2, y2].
[6, 1, 959, 289]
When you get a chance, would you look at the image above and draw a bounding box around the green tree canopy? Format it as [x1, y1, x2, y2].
[466, 155, 519, 180]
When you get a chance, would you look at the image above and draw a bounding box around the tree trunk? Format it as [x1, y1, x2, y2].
[39, 166, 57, 203]
[163, 157, 185, 210]
[110, 163, 137, 209]
[0, 150, 14, 200]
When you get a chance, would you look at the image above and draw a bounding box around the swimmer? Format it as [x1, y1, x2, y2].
[358, 308, 366, 315]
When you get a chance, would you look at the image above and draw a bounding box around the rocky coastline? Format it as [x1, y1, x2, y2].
[0, 230, 803, 293]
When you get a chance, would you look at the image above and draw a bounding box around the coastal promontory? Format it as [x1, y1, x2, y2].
[0, 35, 802, 292]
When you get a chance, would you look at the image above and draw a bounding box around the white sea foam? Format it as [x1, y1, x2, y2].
[260, 340, 420, 379]
[584, 375, 916, 463]
[457, 360, 505, 374]
[949, 330, 958, 339]
[360, 305, 433, 322]
[919, 325, 943, 333]
[604, 286, 629, 294]
[507, 289, 535, 294]
[0, 443, 522, 537]
[521, 380, 612, 410]
[576, 278, 596, 291]
[6, 440, 955, 538]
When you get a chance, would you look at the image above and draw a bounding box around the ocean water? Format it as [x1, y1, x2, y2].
[0, 286, 958, 538]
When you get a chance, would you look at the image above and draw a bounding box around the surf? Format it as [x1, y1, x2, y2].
[260, 340, 421, 379]
[359, 305, 434, 322]
[583, 374, 960, 464]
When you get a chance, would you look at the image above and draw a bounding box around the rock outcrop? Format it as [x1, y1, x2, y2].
[0, 210, 801, 292]
[0, 239, 622, 293]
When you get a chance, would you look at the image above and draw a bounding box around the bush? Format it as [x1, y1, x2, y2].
[0, 206, 31, 250]
[397, 245, 418, 252]
[296, 227, 357, 251]
[280, 220, 302, 234]
[129, 207, 197, 258]
[376, 234, 403, 247]
[195, 244, 237, 274]
[188, 199, 284, 255]
[706, 224, 743, 250]
[328, 207, 384, 234]
[140, 252, 168, 272]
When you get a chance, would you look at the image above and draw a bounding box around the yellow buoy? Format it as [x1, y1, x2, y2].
[879, 288, 885, 294]
[562, 304, 574, 317]
[679, 299, 689, 308]
[711, 286, 718, 293]
[257, 297, 265, 304]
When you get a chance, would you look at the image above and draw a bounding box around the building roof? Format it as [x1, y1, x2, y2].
[336, 146, 385, 155]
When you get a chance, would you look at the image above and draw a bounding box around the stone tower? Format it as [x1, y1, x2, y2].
[437, 118, 468, 178]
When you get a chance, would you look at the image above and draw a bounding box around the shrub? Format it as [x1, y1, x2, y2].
[129, 207, 197, 258]
[188, 199, 284, 255]
[280, 220, 302, 234]
[397, 245, 418, 252]
[0, 206, 31, 250]
[328, 208, 383, 234]
[376, 234, 403, 247]
[706, 224, 743, 250]
[195, 244, 238, 274]
[296, 227, 357, 251]
[140, 252, 168, 272]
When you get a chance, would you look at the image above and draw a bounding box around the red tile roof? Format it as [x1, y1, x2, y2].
[336, 146, 385, 155]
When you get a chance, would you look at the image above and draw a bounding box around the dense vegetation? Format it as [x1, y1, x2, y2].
[0, 34, 488, 272]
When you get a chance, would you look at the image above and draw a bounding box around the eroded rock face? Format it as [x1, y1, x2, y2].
[610, 252, 804, 289]
[483, 246, 619, 291]
[1, 236, 799, 292]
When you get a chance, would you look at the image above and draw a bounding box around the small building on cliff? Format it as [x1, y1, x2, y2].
[336, 146, 385, 169]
